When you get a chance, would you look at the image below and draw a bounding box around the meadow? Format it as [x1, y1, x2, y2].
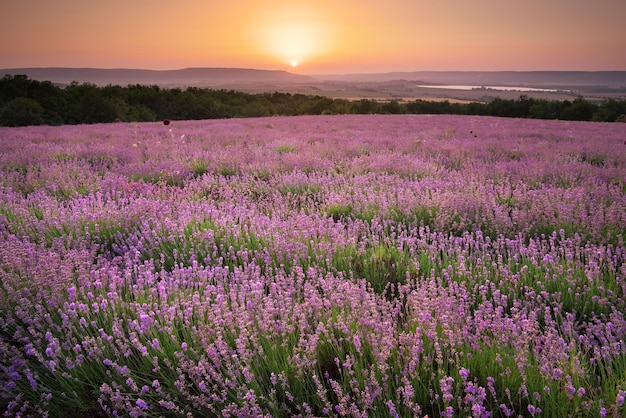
[0, 114, 625, 417]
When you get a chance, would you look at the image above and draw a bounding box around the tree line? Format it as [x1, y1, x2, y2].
[1, 74, 625, 126]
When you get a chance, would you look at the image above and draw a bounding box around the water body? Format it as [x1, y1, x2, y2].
[417, 84, 562, 93]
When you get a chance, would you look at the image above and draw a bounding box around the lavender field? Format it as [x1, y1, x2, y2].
[1, 114, 625, 417]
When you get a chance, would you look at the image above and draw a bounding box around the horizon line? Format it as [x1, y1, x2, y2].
[2, 66, 626, 76]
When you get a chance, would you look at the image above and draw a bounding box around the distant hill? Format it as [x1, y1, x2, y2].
[2, 67, 625, 99]
[315, 71, 626, 89]
[0, 67, 316, 87]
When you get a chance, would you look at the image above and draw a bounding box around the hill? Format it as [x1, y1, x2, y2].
[3, 67, 625, 90]
[314, 70, 626, 89]
[0, 67, 316, 87]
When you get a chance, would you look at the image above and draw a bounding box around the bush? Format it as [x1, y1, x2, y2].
[0, 97, 45, 126]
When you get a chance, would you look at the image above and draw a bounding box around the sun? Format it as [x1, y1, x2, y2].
[246, 4, 340, 71]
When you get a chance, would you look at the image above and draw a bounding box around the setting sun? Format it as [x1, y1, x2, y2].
[245, 3, 341, 71]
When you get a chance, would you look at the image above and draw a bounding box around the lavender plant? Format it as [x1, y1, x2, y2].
[1, 115, 625, 417]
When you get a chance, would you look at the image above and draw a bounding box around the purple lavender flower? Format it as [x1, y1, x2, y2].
[136, 398, 148, 409]
[527, 404, 542, 415]
[1, 114, 625, 416]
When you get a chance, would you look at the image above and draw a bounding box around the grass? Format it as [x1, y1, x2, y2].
[331, 242, 417, 296]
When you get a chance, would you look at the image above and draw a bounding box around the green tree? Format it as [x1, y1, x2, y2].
[78, 91, 127, 123]
[352, 99, 380, 114]
[0, 97, 45, 126]
[528, 100, 561, 119]
[559, 97, 596, 121]
[593, 99, 626, 122]
[381, 100, 405, 114]
[0, 74, 31, 103]
[305, 96, 334, 115]
[242, 101, 271, 117]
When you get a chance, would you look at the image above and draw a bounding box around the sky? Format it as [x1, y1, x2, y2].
[2, 0, 625, 74]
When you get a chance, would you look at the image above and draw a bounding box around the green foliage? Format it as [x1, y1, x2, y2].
[324, 203, 354, 223]
[381, 100, 406, 114]
[560, 97, 596, 121]
[141, 218, 269, 272]
[275, 144, 297, 154]
[190, 159, 209, 178]
[331, 242, 417, 295]
[0, 97, 45, 126]
[390, 204, 439, 230]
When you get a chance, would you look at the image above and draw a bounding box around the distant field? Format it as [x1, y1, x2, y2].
[213, 81, 609, 103]
[1, 115, 625, 417]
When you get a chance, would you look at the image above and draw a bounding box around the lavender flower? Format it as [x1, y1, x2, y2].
[1, 114, 624, 417]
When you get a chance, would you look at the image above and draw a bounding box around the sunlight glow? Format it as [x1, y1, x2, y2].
[246, 5, 340, 69]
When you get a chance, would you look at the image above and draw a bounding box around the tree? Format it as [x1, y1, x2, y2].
[242, 101, 271, 117]
[528, 100, 560, 119]
[0, 74, 31, 103]
[78, 92, 126, 123]
[381, 100, 405, 114]
[306, 97, 334, 115]
[593, 99, 626, 122]
[0, 97, 45, 126]
[559, 97, 596, 121]
[352, 99, 379, 114]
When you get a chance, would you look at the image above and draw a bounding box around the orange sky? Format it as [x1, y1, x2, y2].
[2, 0, 625, 74]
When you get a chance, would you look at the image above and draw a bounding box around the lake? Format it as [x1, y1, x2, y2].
[417, 84, 562, 92]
